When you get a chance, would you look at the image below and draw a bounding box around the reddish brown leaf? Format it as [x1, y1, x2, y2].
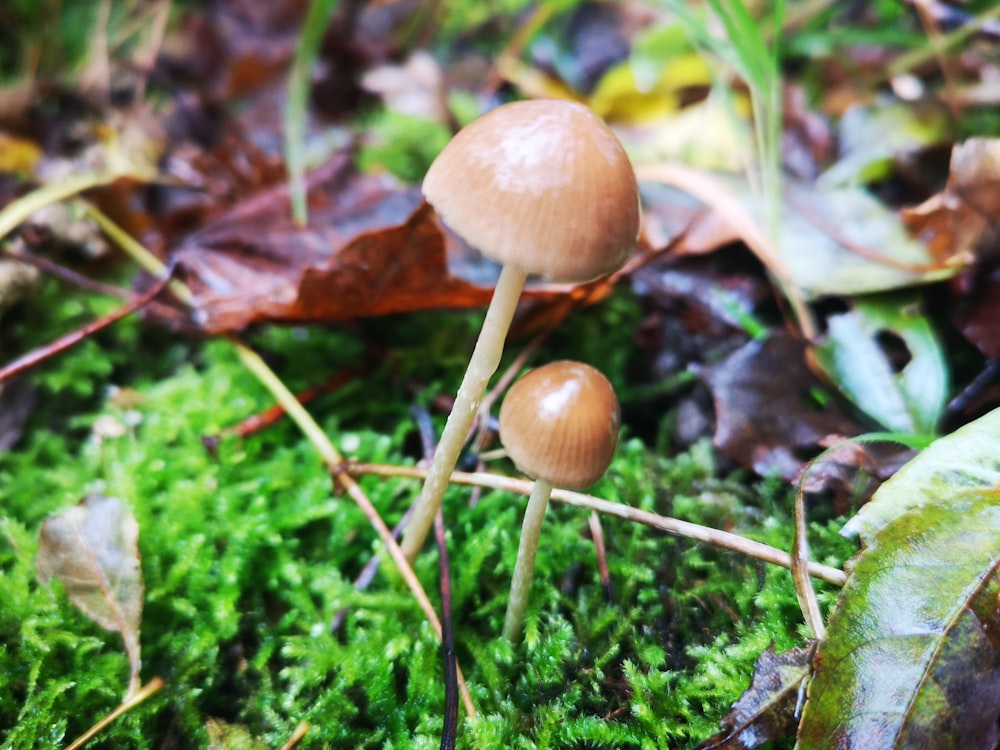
[695, 645, 813, 750]
[172, 153, 567, 333]
[902, 138, 1000, 266]
[36, 494, 144, 697]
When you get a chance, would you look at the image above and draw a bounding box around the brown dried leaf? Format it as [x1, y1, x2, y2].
[695, 645, 813, 750]
[704, 332, 864, 482]
[172, 154, 567, 333]
[902, 138, 1000, 265]
[37, 494, 144, 697]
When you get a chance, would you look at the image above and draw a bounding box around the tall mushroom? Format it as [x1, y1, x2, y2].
[498, 360, 621, 642]
[400, 99, 639, 561]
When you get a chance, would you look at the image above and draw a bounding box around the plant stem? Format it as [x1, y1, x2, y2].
[400, 263, 528, 560]
[503, 479, 553, 642]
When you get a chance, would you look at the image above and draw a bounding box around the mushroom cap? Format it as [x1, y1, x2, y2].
[499, 360, 621, 489]
[422, 99, 640, 283]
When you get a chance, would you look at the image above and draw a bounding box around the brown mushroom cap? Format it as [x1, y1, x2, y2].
[422, 99, 640, 283]
[499, 360, 621, 489]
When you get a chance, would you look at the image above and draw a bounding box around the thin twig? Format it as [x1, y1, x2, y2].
[219, 368, 362, 440]
[588, 511, 613, 603]
[792, 480, 826, 639]
[1, 248, 184, 324]
[415, 402, 460, 750]
[347, 463, 848, 587]
[0, 264, 174, 383]
[435, 509, 459, 750]
[64, 677, 164, 750]
[277, 720, 311, 750]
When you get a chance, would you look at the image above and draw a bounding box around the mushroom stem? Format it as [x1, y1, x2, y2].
[503, 478, 554, 642]
[400, 263, 529, 562]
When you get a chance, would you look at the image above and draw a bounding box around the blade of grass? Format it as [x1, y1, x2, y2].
[285, 0, 338, 227]
[654, 0, 808, 336]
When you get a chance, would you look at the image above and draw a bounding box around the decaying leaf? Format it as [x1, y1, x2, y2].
[173, 153, 568, 333]
[952, 265, 1000, 359]
[817, 96, 950, 189]
[798, 490, 1000, 750]
[704, 331, 864, 481]
[841, 406, 1000, 543]
[696, 645, 813, 750]
[903, 138, 1000, 265]
[206, 717, 271, 750]
[36, 494, 144, 697]
[798, 406, 1000, 749]
[809, 295, 948, 435]
[638, 170, 960, 299]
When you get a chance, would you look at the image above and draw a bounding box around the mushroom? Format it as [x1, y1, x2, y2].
[399, 99, 639, 561]
[497, 360, 621, 642]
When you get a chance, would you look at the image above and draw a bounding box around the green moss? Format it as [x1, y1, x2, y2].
[0, 285, 855, 747]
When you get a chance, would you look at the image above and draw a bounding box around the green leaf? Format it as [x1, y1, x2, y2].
[797, 490, 1000, 750]
[818, 96, 951, 188]
[842, 406, 1000, 543]
[810, 295, 948, 435]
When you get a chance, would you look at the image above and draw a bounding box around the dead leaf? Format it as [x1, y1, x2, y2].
[206, 717, 270, 750]
[902, 138, 1000, 266]
[952, 264, 1000, 359]
[0, 376, 36, 451]
[695, 644, 813, 750]
[361, 51, 449, 123]
[172, 153, 568, 333]
[704, 332, 864, 481]
[37, 494, 144, 698]
[637, 168, 960, 299]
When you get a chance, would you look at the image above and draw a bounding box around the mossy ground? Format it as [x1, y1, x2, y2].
[0, 277, 856, 748]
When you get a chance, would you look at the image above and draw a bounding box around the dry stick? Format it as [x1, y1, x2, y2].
[413, 404, 460, 750]
[588, 511, 613, 603]
[634, 163, 817, 341]
[277, 720, 311, 750]
[2, 249, 181, 321]
[0, 266, 174, 383]
[348, 463, 848, 587]
[435, 509, 459, 750]
[64, 677, 165, 750]
[331, 506, 414, 633]
[83, 204, 477, 720]
[233, 343, 475, 719]
[221, 368, 362, 440]
[792, 478, 826, 640]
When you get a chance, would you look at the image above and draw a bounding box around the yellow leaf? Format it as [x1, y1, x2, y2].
[0, 132, 42, 175]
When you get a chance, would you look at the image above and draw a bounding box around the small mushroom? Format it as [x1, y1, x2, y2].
[498, 360, 621, 642]
[400, 99, 639, 561]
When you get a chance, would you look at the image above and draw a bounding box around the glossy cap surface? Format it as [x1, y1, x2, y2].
[422, 99, 640, 283]
[499, 360, 620, 489]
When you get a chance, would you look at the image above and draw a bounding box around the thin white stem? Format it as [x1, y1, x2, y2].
[400, 263, 528, 561]
[503, 479, 553, 642]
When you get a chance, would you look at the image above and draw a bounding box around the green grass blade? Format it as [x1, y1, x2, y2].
[285, 0, 339, 227]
